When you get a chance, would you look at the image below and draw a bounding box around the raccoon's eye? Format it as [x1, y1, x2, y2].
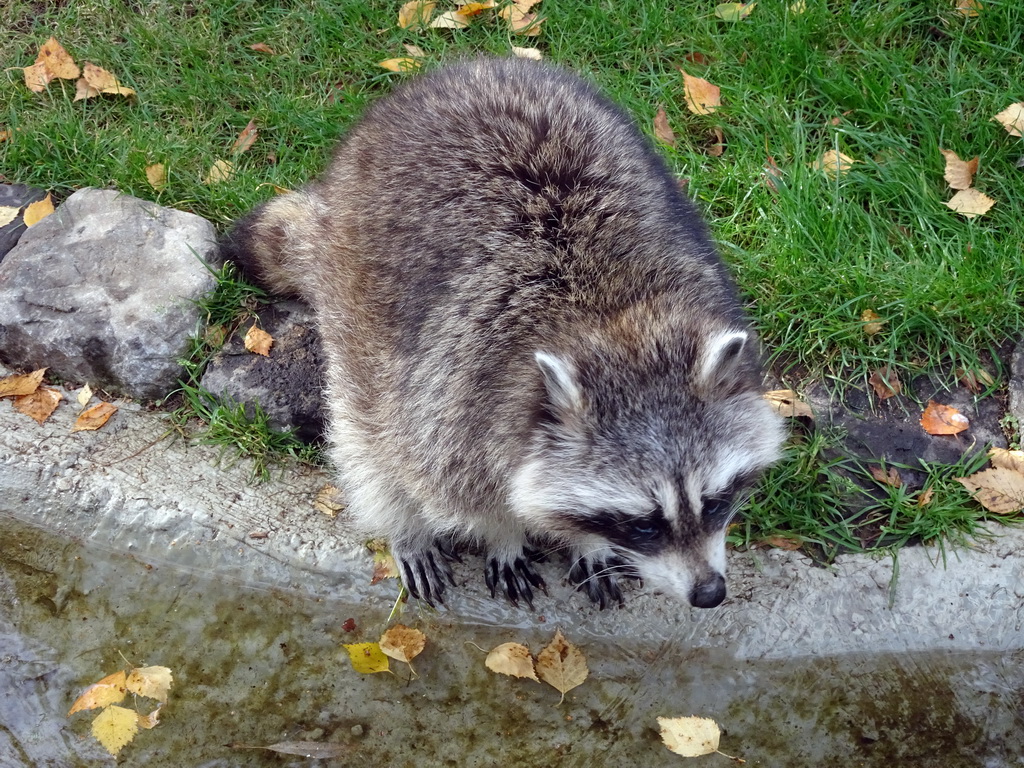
[628, 521, 663, 541]
[702, 496, 733, 524]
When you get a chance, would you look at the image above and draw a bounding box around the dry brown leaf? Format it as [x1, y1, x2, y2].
[126, 666, 173, 702]
[814, 149, 856, 177]
[23, 62, 54, 93]
[370, 550, 399, 585]
[945, 188, 995, 218]
[403, 44, 427, 58]
[920, 400, 969, 436]
[244, 324, 273, 356]
[763, 156, 784, 193]
[917, 487, 935, 507]
[714, 2, 756, 21]
[24, 194, 54, 227]
[653, 107, 675, 147]
[0, 207, 18, 227]
[869, 466, 902, 487]
[0, 128, 10, 142]
[72, 401, 118, 433]
[137, 705, 162, 730]
[706, 126, 725, 157]
[993, 103, 1024, 137]
[398, 0, 437, 28]
[203, 159, 235, 184]
[763, 389, 813, 419]
[957, 468, 1024, 514]
[988, 448, 1024, 475]
[868, 366, 901, 399]
[535, 629, 587, 704]
[14, 387, 62, 424]
[0, 368, 46, 398]
[658, 716, 721, 757]
[938, 149, 979, 190]
[230, 120, 259, 154]
[91, 705, 140, 757]
[861, 308, 885, 336]
[485, 642, 539, 681]
[249, 42, 276, 54]
[511, 46, 542, 60]
[74, 62, 135, 101]
[684, 51, 710, 66]
[379, 57, 422, 72]
[762, 535, 802, 551]
[69, 671, 128, 715]
[504, 7, 543, 35]
[430, 9, 471, 28]
[379, 625, 426, 674]
[313, 484, 343, 517]
[957, 367, 994, 393]
[955, 0, 982, 17]
[145, 163, 167, 192]
[37, 37, 80, 79]
[680, 69, 720, 115]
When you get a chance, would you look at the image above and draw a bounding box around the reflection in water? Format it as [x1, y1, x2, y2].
[1, 515, 1022, 767]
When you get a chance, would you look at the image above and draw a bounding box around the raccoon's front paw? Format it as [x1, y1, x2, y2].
[485, 550, 547, 609]
[396, 540, 457, 607]
[569, 554, 637, 610]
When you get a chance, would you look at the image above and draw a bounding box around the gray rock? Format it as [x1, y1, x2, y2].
[0, 184, 49, 262]
[0, 188, 219, 401]
[201, 300, 326, 440]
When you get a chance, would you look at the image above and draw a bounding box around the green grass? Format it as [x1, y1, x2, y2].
[2, 1, 1021, 541]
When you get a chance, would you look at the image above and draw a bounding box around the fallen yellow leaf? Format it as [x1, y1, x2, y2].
[379, 57, 422, 72]
[988, 448, 1024, 475]
[430, 9, 471, 28]
[0, 368, 46, 398]
[485, 642, 539, 681]
[658, 716, 721, 757]
[993, 103, 1024, 137]
[938, 148, 979, 190]
[145, 163, 167, 192]
[714, 2, 756, 21]
[814, 149, 856, 177]
[91, 704, 139, 757]
[763, 389, 813, 419]
[126, 666, 173, 702]
[342, 642, 390, 674]
[957, 468, 1024, 514]
[920, 400, 969, 436]
[379, 625, 426, 673]
[24, 193, 55, 227]
[37, 37, 80, 80]
[14, 387, 62, 424]
[954, 0, 982, 17]
[244, 324, 273, 356]
[68, 671, 128, 715]
[535, 629, 587, 704]
[398, 0, 436, 28]
[944, 188, 995, 218]
[203, 159, 235, 184]
[860, 308, 885, 336]
[680, 69, 720, 115]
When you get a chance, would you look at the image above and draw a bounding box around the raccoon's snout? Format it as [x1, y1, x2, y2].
[689, 572, 727, 608]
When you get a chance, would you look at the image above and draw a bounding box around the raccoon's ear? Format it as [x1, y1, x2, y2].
[696, 329, 749, 394]
[534, 351, 583, 421]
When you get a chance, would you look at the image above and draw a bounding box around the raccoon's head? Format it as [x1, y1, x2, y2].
[510, 326, 785, 608]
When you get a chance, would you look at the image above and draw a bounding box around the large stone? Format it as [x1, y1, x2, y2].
[201, 300, 327, 441]
[0, 188, 219, 401]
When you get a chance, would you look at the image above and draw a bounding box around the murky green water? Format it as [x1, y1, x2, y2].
[2, 514, 1022, 767]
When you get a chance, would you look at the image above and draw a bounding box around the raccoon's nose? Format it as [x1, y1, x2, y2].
[689, 573, 726, 608]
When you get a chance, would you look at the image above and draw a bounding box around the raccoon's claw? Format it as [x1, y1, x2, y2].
[569, 556, 626, 610]
[485, 555, 547, 609]
[398, 543, 457, 607]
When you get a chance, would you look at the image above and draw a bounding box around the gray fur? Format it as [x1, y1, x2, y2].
[224, 57, 785, 609]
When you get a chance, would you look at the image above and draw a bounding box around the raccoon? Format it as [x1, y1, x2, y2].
[223, 57, 785, 610]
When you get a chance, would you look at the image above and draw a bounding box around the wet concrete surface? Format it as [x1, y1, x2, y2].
[2, 366, 1024, 766]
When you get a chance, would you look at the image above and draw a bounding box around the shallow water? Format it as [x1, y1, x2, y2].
[2, 514, 1022, 767]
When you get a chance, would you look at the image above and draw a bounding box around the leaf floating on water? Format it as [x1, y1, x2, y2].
[379, 625, 426, 674]
[137, 705, 162, 730]
[535, 629, 587, 704]
[126, 666, 173, 702]
[343, 642, 391, 674]
[69, 671, 128, 715]
[91, 704, 139, 757]
[657, 715, 722, 757]
[485, 642, 539, 681]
